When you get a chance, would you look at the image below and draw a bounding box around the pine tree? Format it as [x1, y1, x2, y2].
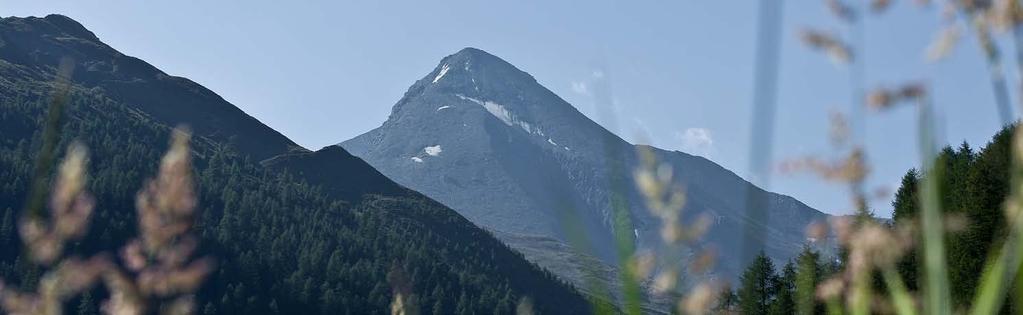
[494, 290, 513, 315]
[739, 251, 778, 315]
[77, 291, 97, 315]
[269, 299, 279, 314]
[432, 300, 444, 315]
[891, 169, 920, 291]
[203, 302, 216, 315]
[320, 288, 337, 314]
[0, 207, 12, 245]
[455, 292, 470, 315]
[891, 169, 920, 222]
[713, 286, 738, 313]
[769, 262, 796, 315]
[794, 246, 824, 315]
[940, 144, 976, 306]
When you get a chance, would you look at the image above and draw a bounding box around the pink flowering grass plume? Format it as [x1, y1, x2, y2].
[867, 83, 927, 111]
[0, 127, 212, 315]
[17, 143, 94, 265]
[681, 281, 723, 315]
[1, 143, 101, 315]
[799, 29, 853, 64]
[779, 147, 870, 185]
[109, 127, 214, 314]
[633, 146, 724, 313]
[812, 216, 920, 314]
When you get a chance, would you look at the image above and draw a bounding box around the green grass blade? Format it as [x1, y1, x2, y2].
[917, 98, 952, 315]
[826, 296, 844, 315]
[883, 267, 917, 315]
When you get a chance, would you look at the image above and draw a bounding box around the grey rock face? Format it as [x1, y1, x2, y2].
[342, 48, 833, 301]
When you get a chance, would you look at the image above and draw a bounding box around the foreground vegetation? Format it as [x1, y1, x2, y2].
[719, 125, 1023, 314]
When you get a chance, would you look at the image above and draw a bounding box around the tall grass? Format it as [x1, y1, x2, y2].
[760, 1, 1023, 315]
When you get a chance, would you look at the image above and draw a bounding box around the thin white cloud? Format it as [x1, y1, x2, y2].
[570, 81, 590, 95]
[677, 128, 715, 157]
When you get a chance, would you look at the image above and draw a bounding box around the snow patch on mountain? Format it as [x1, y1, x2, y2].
[433, 64, 450, 83]
[518, 121, 534, 134]
[410, 157, 424, 163]
[424, 145, 442, 156]
[454, 94, 570, 149]
[455, 94, 534, 132]
[457, 94, 514, 126]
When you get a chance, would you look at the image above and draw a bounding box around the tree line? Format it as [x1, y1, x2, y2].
[723, 125, 1018, 314]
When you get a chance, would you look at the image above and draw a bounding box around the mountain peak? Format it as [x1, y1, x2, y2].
[385, 48, 548, 121]
[450, 47, 492, 58]
[442, 47, 503, 65]
[0, 14, 100, 43]
[42, 14, 100, 42]
[424, 47, 536, 88]
[381, 47, 611, 153]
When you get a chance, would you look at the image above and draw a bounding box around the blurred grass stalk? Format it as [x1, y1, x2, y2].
[971, 19, 1013, 126]
[916, 95, 952, 315]
[565, 58, 642, 313]
[742, 0, 784, 264]
[23, 57, 75, 220]
[555, 200, 618, 314]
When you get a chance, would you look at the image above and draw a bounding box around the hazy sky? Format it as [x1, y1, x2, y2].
[2, 1, 1014, 217]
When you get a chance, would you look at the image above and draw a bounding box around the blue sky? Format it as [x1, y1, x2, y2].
[2, 1, 1012, 217]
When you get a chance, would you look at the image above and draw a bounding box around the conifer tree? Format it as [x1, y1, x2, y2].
[0, 207, 12, 245]
[891, 169, 920, 222]
[76, 291, 97, 315]
[739, 251, 778, 315]
[713, 286, 738, 313]
[794, 246, 824, 315]
[892, 169, 920, 291]
[769, 262, 796, 315]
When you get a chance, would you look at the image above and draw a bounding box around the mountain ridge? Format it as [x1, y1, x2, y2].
[0, 14, 306, 161]
[341, 47, 834, 307]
